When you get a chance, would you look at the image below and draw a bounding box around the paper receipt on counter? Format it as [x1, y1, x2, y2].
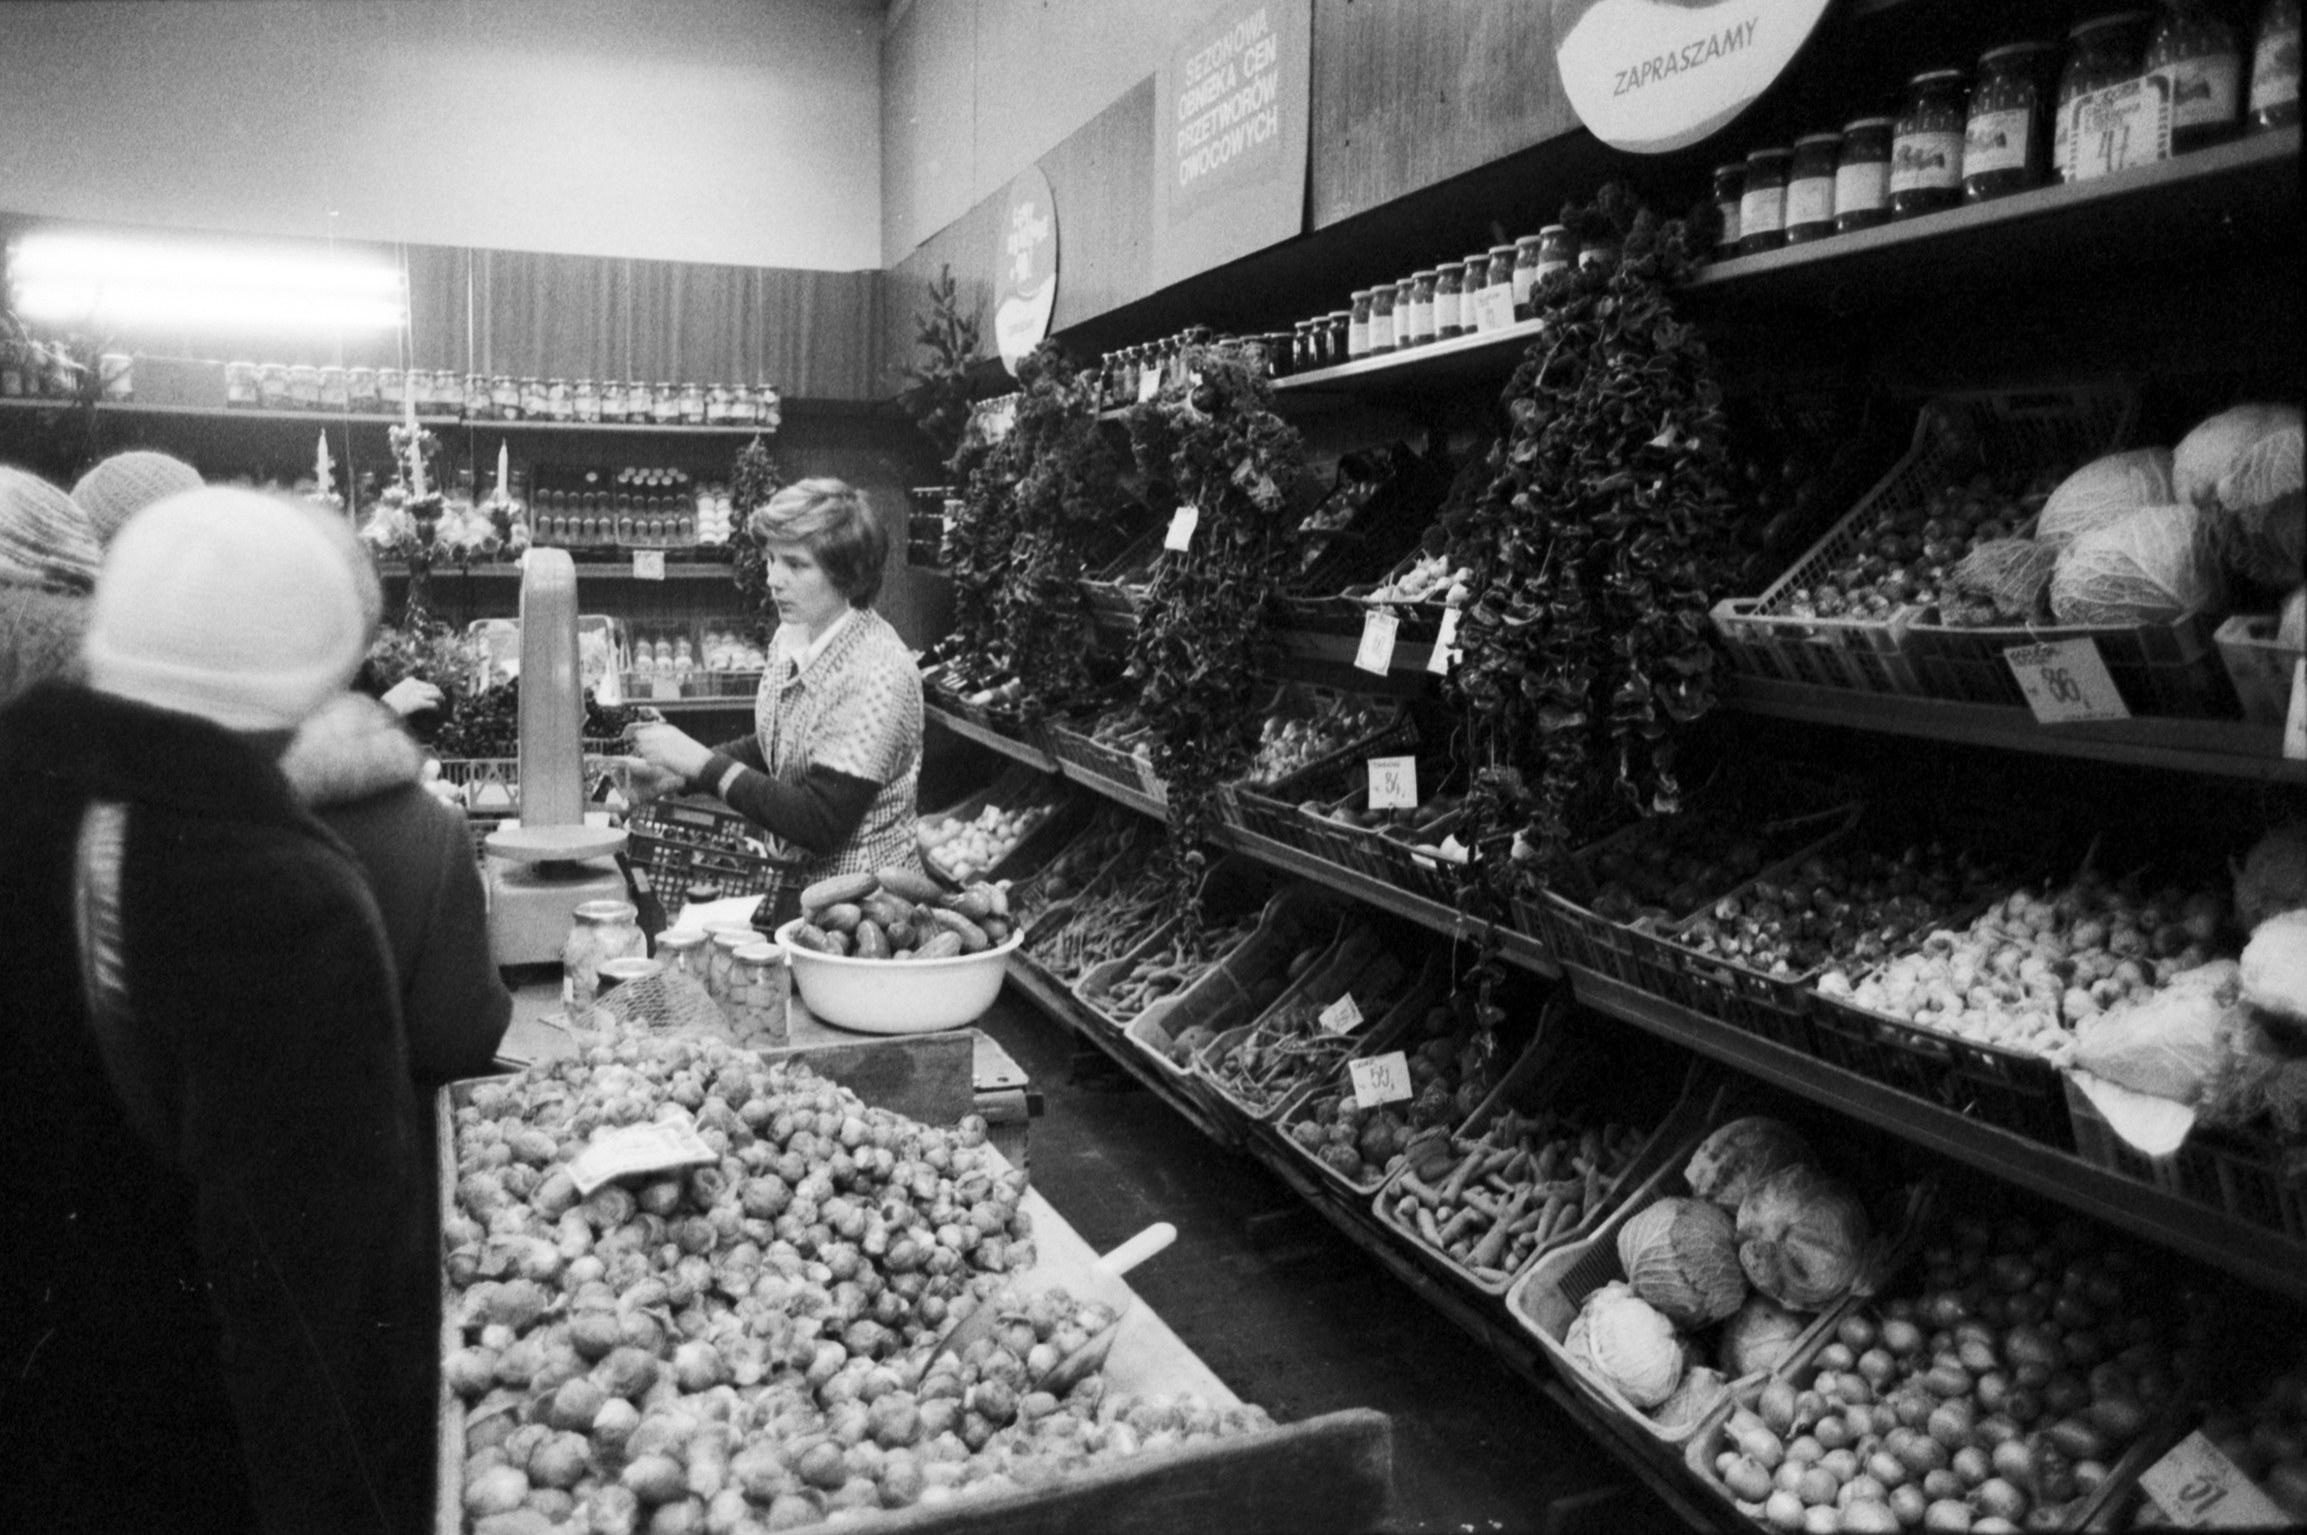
[567, 1113, 715, 1196]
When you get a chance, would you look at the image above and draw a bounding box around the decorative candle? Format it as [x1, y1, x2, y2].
[314, 431, 334, 497]
[496, 440, 511, 504]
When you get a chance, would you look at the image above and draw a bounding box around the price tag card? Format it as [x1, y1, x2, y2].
[2068, 76, 2172, 181]
[1137, 367, 1163, 403]
[567, 1116, 715, 1196]
[1427, 605, 1462, 676]
[2136, 1432, 2288, 1528]
[632, 550, 667, 581]
[1368, 755, 1418, 811]
[1470, 285, 1518, 334]
[2004, 638, 2131, 724]
[1163, 504, 1200, 552]
[2285, 658, 2305, 762]
[1349, 1050, 1414, 1109]
[1354, 608, 1399, 674]
[1319, 993, 1364, 1034]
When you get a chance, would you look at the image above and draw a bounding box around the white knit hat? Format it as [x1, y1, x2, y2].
[83, 488, 368, 731]
[73, 450, 205, 546]
[0, 466, 101, 594]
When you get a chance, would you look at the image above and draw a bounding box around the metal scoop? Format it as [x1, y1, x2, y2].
[930, 1221, 1177, 1382]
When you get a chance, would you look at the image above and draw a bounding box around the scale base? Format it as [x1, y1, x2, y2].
[486, 854, 629, 966]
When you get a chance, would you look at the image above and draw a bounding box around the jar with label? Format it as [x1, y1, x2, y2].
[573, 378, 601, 422]
[562, 899, 644, 1020]
[1711, 164, 1745, 253]
[1739, 147, 1791, 254]
[286, 363, 321, 409]
[1508, 236, 1542, 319]
[435, 369, 464, 409]
[1892, 68, 1969, 217]
[258, 363, 293, 410]
[728, 945, 787, 1042]
[317, 366, 348, 411]
[1326, 311, 1351, 364]
[1432, 265, 1464, 338]
[376, 365, 406, 412]
[2058, 13, 2152, 181]
[463, 373, 494, 420]
[1399, 272, 1432, 346]
[1346, 291, 1373, 357]
[492, 375, 522, 420]
[657, 383, 685, 425]
[546, 378, 574, 422]
[1785, 135, 1842, 242]
[1536, 225, 1577, 289]
[1367, 283, 1397, 354]
[653, 929, 709, 988]
[1482, 245, 1518, 328]
[1835, 118, 1895, 231]
[346, 366, 378, 412]
[2148, 1, 2246, 152]
[679, 383, 705, 425]
[2252, 0, 2301, 126]
[225, 361, 260, 409]
[1965, 42, 2057, 200]
[516, 377, 545, 418]
[1455, 256, 1487, 331]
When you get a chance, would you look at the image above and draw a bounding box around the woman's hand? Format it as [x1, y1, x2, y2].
[626, 722, 713, 782]
[380, 677, 444, 717]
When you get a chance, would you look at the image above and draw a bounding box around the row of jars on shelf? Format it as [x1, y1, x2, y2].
[222, 362, 783, 427]
[1718, 1, 2299, 257]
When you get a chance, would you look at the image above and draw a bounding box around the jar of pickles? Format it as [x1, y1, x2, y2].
[258, 363, 293, 410]
[376, 365, 406, 412]
[1433, 265, 1464, 338]
[594, 957, 663, 1021]
[652, 929, 709, 987]
[520, 377, 548, 418]
[573, 378, 601, 423]
[2147, 0, 2245, 152]
[1404, 271, 1437, 346]
[655, 383, 685, 425]
[727, 944, 787, 1042]
[1892, 68, 1969, 217]
[1784, 134, 1842, 242]
[1367, 283, 1397, 354]
[562, 900, 645, 1021]
[1536, 225, 1577, 288]
[1326, 311, 1351, 362]
[1510, 235, 1544, 319]
[2059, 13, 2153, 181]
[492, 375, 523, 420]
[1739, 147, 1791, 254]
[225, 361, 259, 409]
[1711, 164, 1745, 253]
[679, 382, 706, 425]
[2251, 0, 2301, 127]
[1966, 42, 2058, 200]
[1482, 245, 1517, 327]
[464, 372, 495, 419]
[546, 378, 573, 422]
[318, 366, 348, 411]
[287, 363, 321, 409]
[347, 366, 379, 413]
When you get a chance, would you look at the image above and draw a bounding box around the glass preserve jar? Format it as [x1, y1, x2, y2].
[2251, 0, 2302, 127]
[1482, 245, 1517, 327]
[2147, 1, 2246, 152]
[346, 366, 379, 412]
[287, 363, 321, 409]
[463, 372, 494, 420]
[1892, 68, 1969, 217]
[1326, 311, 1351, 363]
[727, 944, 786, 1043]
[375, 365, 405, 412]
[1966, 42, 2058, 199]
[546, 378, 573, 422]
[653, 929, 709, 987]
[679, 382, 706, 425]
[1405, 271, 1437, 346]
[258, 363, 293, 410]
[705, 927, 755, 1009]
[562, 899, 644, 1019]
[1711, 163, 1745, 252]
[1368, 282, 1397, 354]
[225, 360, 259, 409]
[491, 374, 522, 420]
[1537, 225, 1578, 287]
[573, 378, 601, 422]
[1509, 235, 1543, 318]
[1784, 134, 1842, 242]
[317, 366, 348, 411]
[1739, 147, 1791, 254]
[1433, 264, 1464, 338]
[2058, 12, 2153, 181]
[1347, 289, 1373, 357]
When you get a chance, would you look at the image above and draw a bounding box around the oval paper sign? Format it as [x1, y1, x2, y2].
[993, 164, 1059, 375]
[1552, 0, 1834, 155]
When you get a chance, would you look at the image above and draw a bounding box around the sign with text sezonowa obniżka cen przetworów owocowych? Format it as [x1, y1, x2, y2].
[1151, 0, 1312, 289]
[1553, 0, 1835, 154]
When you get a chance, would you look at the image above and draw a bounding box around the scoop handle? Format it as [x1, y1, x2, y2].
[1091, 1222, 1176, 1281]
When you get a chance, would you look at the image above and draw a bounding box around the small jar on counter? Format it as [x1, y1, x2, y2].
[594, 957, 663, 1022]
[705, 927, 755, 1010]
[1404, 272, 1436, 346]
[346, 366, 379, 413]
[1347, 289, 1374, 357]
[2058, 12, 2153, 181]
[2251, 0, 2301, 127]
[727, 944, 787, 1043]
[1326, 310, 1352, 363]
[1537, 225, 1578, 287]
[655, 382, 685, 425]
[1965, 42, 2058, 200]
[287, 363, 322, 409]
[1784, 134, 1842, 242]
[225, 361, 260, 409]
[1433, 264, 1464, 338]
[1711, 163, 1745, 253]
[1835, 118, 1895, 231]
[1892, 68, 1970, 217]
[654, 929, 709, 988]
[2147, 1, 2246, 152]
[1509, 234, 1544, 318]
[1738, 147, 1791, 254]
[562, 900, 645, 1021]
[492, 375, 523, 420]
[1368, 283, 1398, 354]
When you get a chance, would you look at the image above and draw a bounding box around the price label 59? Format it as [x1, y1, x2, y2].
[1349, 1050, 1414, 1109]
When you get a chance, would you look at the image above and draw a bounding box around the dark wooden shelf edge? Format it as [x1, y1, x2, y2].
[0, 395, 878, 430]
[378, 562, 738, 582]
[1723, 675, 2302, 784]
[923, 706, 1059, 772]
[1570, 970, 2307, 1305]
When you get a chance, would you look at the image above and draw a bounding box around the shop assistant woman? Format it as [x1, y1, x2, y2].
[626, 478, 924, 924]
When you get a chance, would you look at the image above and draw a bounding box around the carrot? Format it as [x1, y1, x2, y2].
[1471, 1186, 1533, 1269]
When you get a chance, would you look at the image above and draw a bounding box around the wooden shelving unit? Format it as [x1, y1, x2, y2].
[378, 560, 739, 583]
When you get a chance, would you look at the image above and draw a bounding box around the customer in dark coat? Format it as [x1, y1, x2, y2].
[0, 488, 430, 1535]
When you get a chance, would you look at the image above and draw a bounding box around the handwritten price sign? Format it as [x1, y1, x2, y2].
[2136, 1432, 2287, 1528]
[1354, 608, 1399, 674]
[1427, 604, 1462, 676]
[567, 1115, 715, 1196]
[1319, 993, 1364, 1034]
[1349, 1050, 1414, 1109]
[1164, 504, 1201, 552]
[2004, 638, 2130, 724]
[1368, 755, 1418, 811]
[631, 550, 667, 581]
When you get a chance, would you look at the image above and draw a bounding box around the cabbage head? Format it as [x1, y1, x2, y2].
[1685, 1116, 1814, 1210]
[2038, 448, 2175, 545]
[1736, 1164, 1871, 1310]
[1574, 1281, 1684, 1409]
[1718, 1292, 1811, 1377]
[1617, 1196, 1746, 1328]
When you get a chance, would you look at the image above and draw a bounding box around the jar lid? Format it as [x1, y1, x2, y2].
[1907, 67, 1967, 85]
[734, 944, 778, 964]
[1539, 224, 1569, 236]
[575, 899, 639, 923]
[597, 957, 663, 983]
[1794, 131, 1843, 149]
[1412, 268, 1438, 279]
[1979, 40, 2056, 63]
[1487, 244, 1517, 256]
[1514, 233, 1544, 248]
[655, 930, 708, 951]
[1349, 288, 1372, 298]
[520, 375, 541, 383]
[713, 929, 756, 951]
[1712, 163, 1746, 176]
[1745, 145, 1792, 163]
[1843, 115, 1897, 131]
[2069, 11, 2148, 37]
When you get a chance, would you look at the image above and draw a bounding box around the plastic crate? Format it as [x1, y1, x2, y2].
[1807, 985, 2073, 1146]
[917, 762, 1070, 886]
[1227, 694, 1415, 842]
[2215, 611, 2304, 725]
[1907, 606, 2240, 718]
[1192, 923, 1416, 1124]
[1266, 955, 1452, 1198]
[2065, 1078, 2307, 1243]
[1045, 713, 1153, 793]
[1006, 807, 1149, 940]
[1081, 528, 1162, 618]
[1711, 383, 2138, 698]
[1120, 884, 1352, 1083]
[624, 795, 790, 904]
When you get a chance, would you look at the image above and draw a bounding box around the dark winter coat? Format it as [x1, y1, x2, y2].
[281, 693, 511, 1084]
[0, 683, 433, 1535]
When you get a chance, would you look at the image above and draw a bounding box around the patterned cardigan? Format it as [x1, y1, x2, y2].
[749, 607, 924, 892]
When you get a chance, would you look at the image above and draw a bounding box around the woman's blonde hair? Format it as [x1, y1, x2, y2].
[748, 477, 888, 608]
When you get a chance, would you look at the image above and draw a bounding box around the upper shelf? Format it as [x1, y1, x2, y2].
[0, 395, 884, 432]
[1273, 127, 2300, 406]
[379, 560, 737, 582]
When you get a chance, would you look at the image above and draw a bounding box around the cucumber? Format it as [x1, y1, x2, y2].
[787, 923, 833, 954]
[926, 907, 990, 953]
[801, 872, 879, 915]
[914, 931, 964, 960]
[852, 918, 892, 960]
[875, 865, 946, 904]
[861, 892, 916, 933]
[946, 886, 995, 922]
[817, 902, 864, 936]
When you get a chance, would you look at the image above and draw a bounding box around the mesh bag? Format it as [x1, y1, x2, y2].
[585, 966, 786, 1047]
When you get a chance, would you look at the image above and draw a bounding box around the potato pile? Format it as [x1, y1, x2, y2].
[1705, 1210, 2198, 1535]
[1240, 697, 1390, 788]
[1780, 468, 2060, 623]
[786, 868, 1013, 962]
[1582, 819, 1777, 926]
[1818, 866, 2231, 1058]
[920, 799, 1053, 884]
[447, 1041, 1275, 1532]
[1387, 1108, 1649, 1286]
[1282, 993, 1501, 1187]
[1367, 550, 1470, 605]
[2189, 1354, 2307, 1525]
[1677, 841, 2009, 980]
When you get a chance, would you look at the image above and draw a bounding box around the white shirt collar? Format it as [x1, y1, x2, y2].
[776, 607, 856, 676]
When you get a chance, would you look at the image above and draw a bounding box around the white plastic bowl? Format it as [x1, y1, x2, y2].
[775, 917, 1022, 1035]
